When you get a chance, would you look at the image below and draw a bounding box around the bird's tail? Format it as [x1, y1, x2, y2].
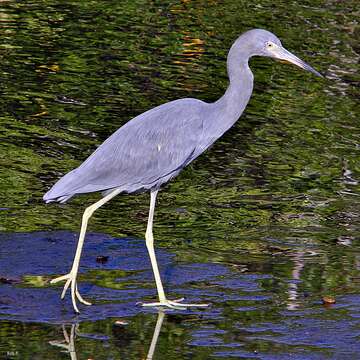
[43, 192, 73, 204]
[43, 168, 80, 203]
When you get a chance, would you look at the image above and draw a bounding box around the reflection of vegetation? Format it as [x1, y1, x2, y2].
[22, 275, 48, 287]
[0, 312, 204, 359]
[0, 0, 359, 358]
[84, 269, 138, 290]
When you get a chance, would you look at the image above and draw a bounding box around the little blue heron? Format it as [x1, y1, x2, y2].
[44, 29, 322, 313]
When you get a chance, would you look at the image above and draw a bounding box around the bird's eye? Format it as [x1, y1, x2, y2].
[266, 42, 273, 48]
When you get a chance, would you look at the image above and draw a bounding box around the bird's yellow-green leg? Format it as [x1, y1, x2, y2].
[141, 190, 209, 309]
[51, 188, 121, 313]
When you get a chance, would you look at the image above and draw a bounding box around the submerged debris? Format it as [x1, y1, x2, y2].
[55, 95, 87, 106]
[0, 277, 20, 285]
[114, 320, 129, 326]
[322, 296, 336, 305]
[96, 255, 109, 264]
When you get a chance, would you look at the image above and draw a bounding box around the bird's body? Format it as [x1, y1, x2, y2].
[44, 29, 322, 313]
[45, 98, 208, 201]
[44, 55, 254, 203]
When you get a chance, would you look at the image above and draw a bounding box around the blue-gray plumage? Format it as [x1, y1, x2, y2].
[44, 29, 322, 313]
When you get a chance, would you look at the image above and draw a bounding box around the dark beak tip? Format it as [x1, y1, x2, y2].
[303, 66, 323, 79]
[314, 70, 324, 78]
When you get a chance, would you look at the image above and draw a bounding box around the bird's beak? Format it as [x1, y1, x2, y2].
[270, 45, 323, 77]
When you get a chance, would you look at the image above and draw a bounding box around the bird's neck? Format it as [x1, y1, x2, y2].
[213, 59, 254, 132]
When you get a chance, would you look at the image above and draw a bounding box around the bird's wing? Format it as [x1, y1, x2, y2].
[44, 99, 206, 200]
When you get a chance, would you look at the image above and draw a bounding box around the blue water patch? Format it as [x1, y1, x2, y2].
[0, 231, 229, 323]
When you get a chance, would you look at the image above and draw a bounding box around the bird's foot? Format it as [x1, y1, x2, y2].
[50, 271, 92, 313]
[140, 297, 209, 310]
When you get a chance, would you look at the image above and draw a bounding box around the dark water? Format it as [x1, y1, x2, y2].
[0, 1, 359, 359]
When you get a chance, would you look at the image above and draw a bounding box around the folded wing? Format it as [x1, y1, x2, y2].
[44, 98, 206, 202]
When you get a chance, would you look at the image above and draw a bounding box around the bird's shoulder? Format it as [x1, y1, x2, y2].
[80, 98, 207, 172]
[128, 97, 207, 128]
[101, 98, 207, 150]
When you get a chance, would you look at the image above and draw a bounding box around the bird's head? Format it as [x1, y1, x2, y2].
[236, 29, 322, 77]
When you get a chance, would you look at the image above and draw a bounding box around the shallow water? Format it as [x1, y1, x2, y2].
[0, 0, 360, 359]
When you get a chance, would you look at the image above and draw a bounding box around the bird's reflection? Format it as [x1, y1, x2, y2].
[146, 310, 165, 360]
[286, 250, 305, 310]
[49, 310, 166, 360]
[49, 324, 78, 360]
